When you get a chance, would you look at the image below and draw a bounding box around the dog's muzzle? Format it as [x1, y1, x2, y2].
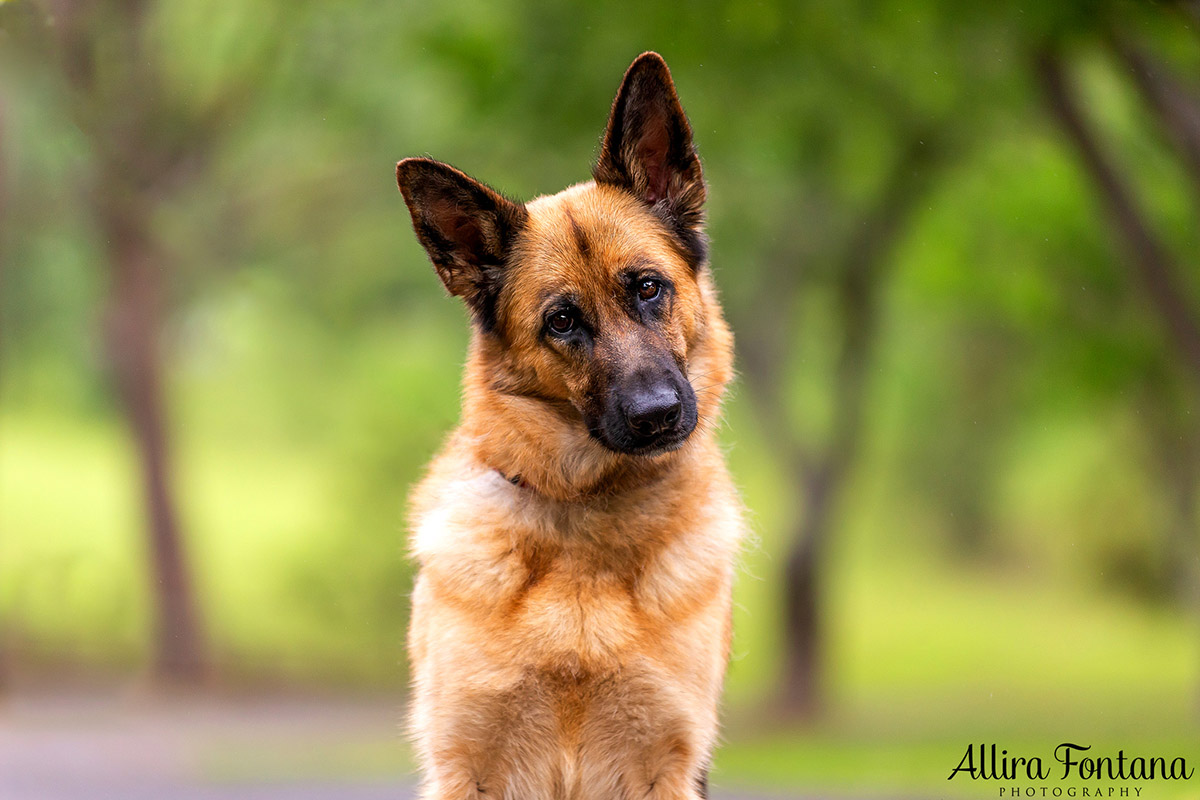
[593, 371, 698, 455]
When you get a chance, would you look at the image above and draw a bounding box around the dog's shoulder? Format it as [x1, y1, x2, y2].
[408, 445, 518, 561]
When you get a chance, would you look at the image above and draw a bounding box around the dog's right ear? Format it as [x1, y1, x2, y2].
[396, 157, 527, 329]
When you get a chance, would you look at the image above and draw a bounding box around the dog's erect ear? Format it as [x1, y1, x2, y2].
[396, 157, 527, 330]
[594, 52, 707, 266]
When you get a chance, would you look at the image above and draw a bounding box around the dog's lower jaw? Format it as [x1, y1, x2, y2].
[588, 425, 694, 458]
[462, 399, 691, 504]
[478, 434, 686, 502]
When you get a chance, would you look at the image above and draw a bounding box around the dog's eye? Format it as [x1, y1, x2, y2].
[637, 279, 661, 302]
[547, 311, 576, 335]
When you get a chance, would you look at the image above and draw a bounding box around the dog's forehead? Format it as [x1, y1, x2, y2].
[510, 182, 688, 299]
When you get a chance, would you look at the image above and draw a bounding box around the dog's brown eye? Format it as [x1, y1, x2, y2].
[637, 279, 661, 301]
[548, 311, 576, 335]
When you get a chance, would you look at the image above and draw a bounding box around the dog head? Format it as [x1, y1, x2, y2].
[397, 52, 723, 460]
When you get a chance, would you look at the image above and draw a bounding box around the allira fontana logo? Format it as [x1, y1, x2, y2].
[948, 743, 1193, 797]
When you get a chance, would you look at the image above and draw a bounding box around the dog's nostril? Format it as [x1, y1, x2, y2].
[663, 404, 681, 426]
[630, 418, 655, 436]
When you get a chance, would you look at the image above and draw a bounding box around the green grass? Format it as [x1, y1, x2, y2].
[0, 409, 399, 683]
[0, 413, 149, 668]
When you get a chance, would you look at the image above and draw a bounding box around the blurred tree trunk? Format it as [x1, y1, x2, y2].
[740, 132, 946, 718]
[1145, 405, 1200, 601]
[100, 194, 206, 682]
[1107, 35, 1200, 607]
[1035, 47, 1200, 382]
[1037, 40, 1200, 709]
[1037, 39, 1200, 544]
[39, 0, 209, 684]
[1106, 34, 1200, 195]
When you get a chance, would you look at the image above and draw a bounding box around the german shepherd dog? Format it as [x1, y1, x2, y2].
[396, 52, 743, 800]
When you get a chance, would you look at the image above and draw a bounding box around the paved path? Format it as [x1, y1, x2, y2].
[0, 690, 414, 800]
[0, 690, 808, 800]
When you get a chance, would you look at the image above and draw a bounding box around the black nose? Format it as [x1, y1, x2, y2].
[624, 385, 682, 438]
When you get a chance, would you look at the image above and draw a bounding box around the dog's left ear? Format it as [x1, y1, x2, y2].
[594, 51, 707, 267]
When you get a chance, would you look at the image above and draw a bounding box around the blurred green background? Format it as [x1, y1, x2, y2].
[2, 0, 1198, 796]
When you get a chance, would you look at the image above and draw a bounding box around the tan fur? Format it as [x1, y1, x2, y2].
[402, 54, 743, 800]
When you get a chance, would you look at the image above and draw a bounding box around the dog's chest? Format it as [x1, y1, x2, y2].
[508, 551, 644, 665]
[418, 514, 700, 665]
[413, 469, 738, 672]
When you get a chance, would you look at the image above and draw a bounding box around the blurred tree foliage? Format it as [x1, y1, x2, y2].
[1, 0, 1197, 714]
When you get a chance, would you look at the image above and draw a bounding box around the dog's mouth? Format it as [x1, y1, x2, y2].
[608, 426, 694, 456]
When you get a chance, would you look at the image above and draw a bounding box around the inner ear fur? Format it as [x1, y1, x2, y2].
[396, 157, 527, 331]
[593, 52, 707, 267]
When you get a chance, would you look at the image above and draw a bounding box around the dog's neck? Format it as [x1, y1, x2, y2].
[461, 396, 692, 503]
